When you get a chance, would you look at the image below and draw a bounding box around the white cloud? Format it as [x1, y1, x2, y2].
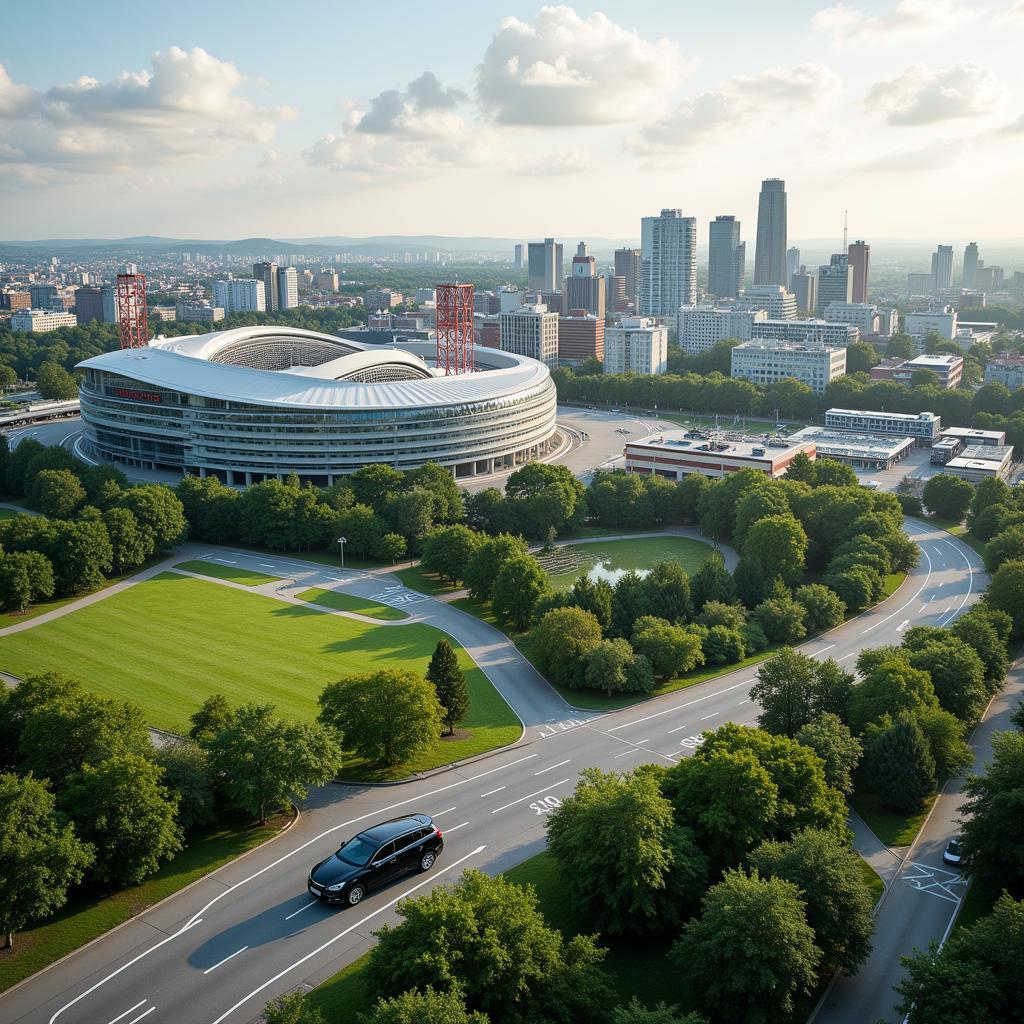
[516, 147, 592, 175]
[1000, 0, 1024, 20]
[641, 64, 840, 150]
[352, 72, 466, 136]
[1001, 112, 1024, 133]
[864, 62, 1003, 125]
[476, 5, 689, 126]
[0, 48, 295, 177]
[813, 0, 972, 40]
[860, 138, 961, 172]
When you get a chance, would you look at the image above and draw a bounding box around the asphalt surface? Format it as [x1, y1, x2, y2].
[0, 518, 984, 1024]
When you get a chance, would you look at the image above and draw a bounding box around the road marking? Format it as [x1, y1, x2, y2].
[479, 786, 506, 798]
[284, 900, 318, 921]
[737, 699, 749, 705]
[125, 1010, 156, 1024]
[666, 724, 690, 734]
[491, 780, 571, 814]
[700, 712, 719, 721]
[105, 1002, 147, 1024]
[812, 643, 836, 657]
[606, 678, 751, 732]
[203, 946, 248, 975]
[208, 846, 487, 1024]
[214, 558, 237, 564]
[897, 619, 910, 631]
[259, 563, 276, 568]
[432, 807, 456, 817]
[444, 821, 470, 833]
[902, 862, 967, 904]
[614, 747, 645, 757]
[859, 541, 933, 635]
[534, 759, 571, 775]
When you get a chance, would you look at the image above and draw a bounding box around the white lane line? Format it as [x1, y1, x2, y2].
[897, 619, 910, 631]
[208, 846, 487, 1024]
[432, 807, 456, 817]
[667, 724, 690, 735]
[700, 712, 719, 721]
[284, 899, 317, 921]
[126, 1008, 156, 1024]
[838, 653, 856, 661]
[104, 1001, 147, 1024]
[606, 677, 752, 732]
[259, 563, 276, 568]
[203, 946, 248, 975]
[491, 780, 571, 814]
[214, 558, 238, 564]
[48, 753, 538, 1024]
[942, 607, 953, 615]
[479, 786, 506, 798]
[615, 748, 644, 757]
[444, 821, 470, 833]
[534, 759, 571, 775]
[859, 542, 933, 635]
[812, 643, 836, 657]
[737, 699, 749, 705]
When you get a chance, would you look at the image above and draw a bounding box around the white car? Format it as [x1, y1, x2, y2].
[942, 837, 963, 867]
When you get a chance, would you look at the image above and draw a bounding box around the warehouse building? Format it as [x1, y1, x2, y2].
[788, 426, 915, 470]
[624, 430, 816, 480]
[943, 445, 1014, 483]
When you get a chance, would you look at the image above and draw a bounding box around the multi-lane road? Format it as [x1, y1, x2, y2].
[0, 516, 989, 1024]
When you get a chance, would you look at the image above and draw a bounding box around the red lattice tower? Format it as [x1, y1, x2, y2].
[116, 273, 149, 349]
[435, 282, 474, 375]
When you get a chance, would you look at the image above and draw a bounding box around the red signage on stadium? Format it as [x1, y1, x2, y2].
[113, 387, 162, 403]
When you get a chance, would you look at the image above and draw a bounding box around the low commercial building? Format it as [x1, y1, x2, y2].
[731, 339, 847, 394]
[734, 285, 797, 320]
[10, 309, 78, 332]
[751, 318, 859, 347]
[676, 305, 765, 354]
[939, 426, 1006, 447]
[624, 430, 816, 481]
[823, 302, 898, 338]
[906, 307, 957, 342]
[824, 408, 940, 444]
[870, 354, 963, 389]
[176, 303, 225, 323]
[943, 445, 1014, 482]
[931, 437, 962, 465]
[789, 426, 915, 470]
[984, 355, 1024, 390]
[604, 317, 668, 375]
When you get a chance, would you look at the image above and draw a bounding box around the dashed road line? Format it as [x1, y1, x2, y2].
[534, 759, 571, 775]
[203, 946, 248, 975]
[491, 780, 571, 814]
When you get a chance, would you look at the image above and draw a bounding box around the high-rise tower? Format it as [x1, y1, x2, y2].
[708, 216, 745, 299]
[754, 178, 788, 287]
[963, 242, 979, 289]
[640, 210, 697, 315]
[848, 240, 870, 303]
[931, 245, 954, 291]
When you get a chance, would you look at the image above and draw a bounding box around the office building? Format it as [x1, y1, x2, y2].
[640, 209, 697, 315]
[151, 307, 175, 322]
[789, 426, 915, 470]
[963, 242, 979, 289]
[614, 247, 641, 307]
[625, 431, 815, 481]
[314, 271, 339, 291]
[931, 245, 954, 291]
[708, 216, 745, 299]
[363, 287, 399, 311]
[278, 266, 299, 309]
[731, 340, 846, 394]
[253, 262, 279, 313]
[791, 268, 817, 316]
[527, 238, 563, 293]
[907, 272, 935, 295]
[213, 279, 266, 314]
[848, 240, 870, 303]
[906, 307, 957, 342]
[176, 303, 225, 323]
[564, 241, 606, 318]
[753, 178, 787, 287]
[824, 302, 889, 335]
[816, 254, 852, 314]
[514, 244, 523, 270]
[735, 285, 797, 320]
[29, 284, 59, 310]
[976, 266, 1004, 291]
[497, 286, 524, 314]
[751, 318, 858, 347]
[984, 355, 1024, 390]
[604, 274, 627, 312]
[75, 285, 116, 324]
[499, 303, 559, 367]
[558, 310, 604, 365]
[786, 247, 801, 288]
[870, 353, 963, 389]
[604, 317, 668, 375]
[824, 408, 940, 443]
[940, 426, 1006, 447]
[944, 445, 1014, 483]
[677, 306, 766, 354]
[11, 309, 78, 332]
[0, 290, 31, 312]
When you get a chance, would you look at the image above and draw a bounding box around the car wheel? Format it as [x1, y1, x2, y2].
[419, 851, 436, 871]
[347, 884, 366, 906]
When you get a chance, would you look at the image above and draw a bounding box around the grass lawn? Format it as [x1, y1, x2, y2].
[173, 559, 281, 586]
[0, 812, 284, 993]
[859, 857, 886, 904]
[0, 506, 24, 520]
[952, 882, 991, 934]
[393, 564, 460, 596]
[850, 791, 936, 848]
[880, 572, 906, 600]
[0, 574, 520, 776]
[296, 586, 408, 621]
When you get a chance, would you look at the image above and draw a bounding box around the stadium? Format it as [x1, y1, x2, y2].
[76, 326, 559, 485]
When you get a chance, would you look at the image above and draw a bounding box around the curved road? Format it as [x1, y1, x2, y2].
[0, 519, 984, 1024]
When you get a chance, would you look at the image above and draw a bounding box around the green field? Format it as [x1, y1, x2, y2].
[173, 559, 281, 586]
[297, 586, 408, 620]
[0, 574, 521, 773]
[393, 564, 460, 595]
[851, 791, 936, 848]
[537, 536, 715, 590]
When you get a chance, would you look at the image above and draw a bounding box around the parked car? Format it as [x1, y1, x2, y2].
[307, 813, 443, 906]
[942, 836, 963, 867]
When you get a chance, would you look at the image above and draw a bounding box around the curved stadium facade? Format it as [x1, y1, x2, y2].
[77, 326, 558, 485]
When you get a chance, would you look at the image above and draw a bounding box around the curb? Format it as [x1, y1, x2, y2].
[0, 804, 301, 1000]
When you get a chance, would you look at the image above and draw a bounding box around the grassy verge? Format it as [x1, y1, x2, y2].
[307, 952, 374, 1019]
[231, 542, 382, 571]
[859, 857, 886, 904]
[393, 564, 460, 596]
[951, 882, 990, 934]
[850, 791, 936, 848]
[173, 559, 281, 586]
[0, 812, 285, 993]
[296, 586, 408, 621]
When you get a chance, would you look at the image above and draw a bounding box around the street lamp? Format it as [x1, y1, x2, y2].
[337, 536, 347, 569]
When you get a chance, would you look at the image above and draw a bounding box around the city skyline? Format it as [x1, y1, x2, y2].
[2, 0, 1023, 239]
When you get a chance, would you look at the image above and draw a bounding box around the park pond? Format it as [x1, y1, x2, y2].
[538, 536, 716, 590]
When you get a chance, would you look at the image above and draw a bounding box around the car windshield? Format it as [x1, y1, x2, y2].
[948, 840, 962, 853]
[337, 835, 378, 866]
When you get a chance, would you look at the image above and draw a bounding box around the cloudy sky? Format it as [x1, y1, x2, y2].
[2, 0, 1023, 241]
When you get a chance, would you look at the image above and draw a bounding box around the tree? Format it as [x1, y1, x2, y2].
[985, 524, 1024, 574]
[532, 606, 603, 690]
[847, 657, 937, 734]
[584, 637, 653, 696]
[60, 754, 183, 887]
[264, 992, 326, 1024]
[117, 484, 188, 550]
[923, 474, 974, 522]
[387, 487, 437, 548]
[611, 570, 650, 638]
[365, 870, 613, 1024]
[671, 868, 820, 1024]
[796, 714, 862, 795]
[907, 638, 988, 723]
[959, 730, 1024, 899]
[0, 550, 54, 613]
[188, 693, 234, 744]
[36, 361, 79, 400]
[319, 671, 442, 768]
[101, 506, 154, 573]
[612, 1001, 707, 1024]
[491, 553, 550, 631]
[952, 609, 1010, 690]
[915, 704, 972, 780]
[743, 514, 808, 586]
[641, 560, 692, 624]
[749, 828, 874, 974]
[751, 647, 819, 737]
[31, 468, 85, 518]
[844, 340, 879, 375]
[425, 639, 468, 735]
[153, 739, 215, 832]
[861, 712, 937, 811]
[567, 574, 612, 632]
[0, 772, 93, 949]
[464, 533, 528, 602]
[631, 616, 704, 681]
[209, 703, 343, 821]
[750, 584, 806, 644]
[985, 559, 1024, 635]
[690, 551, 736, 611]
[420, 525, 481, 584]
[733, 483, 792, 550]
[699, 624, 745, 664]
[695, 600, 745, 629]
[375, 531, 407, 563]
[360, 987, 488, 1024]
[350, 464, 404, 513]
[334, 504, 384, 559]
[406, 461, 465, 523]
[794, 583, 846, 633]
[51, 517, 113, 595]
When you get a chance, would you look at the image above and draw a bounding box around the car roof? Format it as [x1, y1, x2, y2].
[357, 814, 432, 845]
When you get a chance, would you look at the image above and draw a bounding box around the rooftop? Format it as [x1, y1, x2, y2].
[826, 408, 939, 422]
[627, 429, 812, 460]
[790, 426, 914, 460]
